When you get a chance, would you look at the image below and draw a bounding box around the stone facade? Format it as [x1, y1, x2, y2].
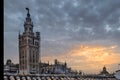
[4, 59, 19, 73]
[18, 8, 40, 75]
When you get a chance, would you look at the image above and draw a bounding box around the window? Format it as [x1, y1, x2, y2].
[33, 65, 35, 68]
[35, 42, 38, 46]
[33, 39, 34, 45]
[25, 27, 27, 32]
[33, 54, 35, 63]
[28, 39, 31, 44]
[19, 41, 21, 45]
[23, 61, 24, 64]
[29, 28, 32, 32]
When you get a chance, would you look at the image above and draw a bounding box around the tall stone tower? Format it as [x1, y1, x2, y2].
[18, 8, 40, 75]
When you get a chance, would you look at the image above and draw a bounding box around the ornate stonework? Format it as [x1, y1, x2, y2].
[19, 8, 40, 75]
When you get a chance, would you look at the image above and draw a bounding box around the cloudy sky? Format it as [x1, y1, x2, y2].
[4, 0, 120, 73]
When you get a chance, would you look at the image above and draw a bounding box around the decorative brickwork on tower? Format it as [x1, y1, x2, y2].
[18, 8, 40, 75]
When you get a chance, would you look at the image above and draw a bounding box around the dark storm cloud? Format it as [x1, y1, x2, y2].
[4, 0, 120, 63]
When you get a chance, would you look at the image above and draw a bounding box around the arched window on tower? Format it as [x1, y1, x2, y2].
[30, 49, 32, 62]
[29, 28, 32, 33]
[28, 39, 31, 44]
[33, 53, 35, 63]
[25, 27, 27, 32]
[36, 51, 38, 62]
[22, 50, 24, 59]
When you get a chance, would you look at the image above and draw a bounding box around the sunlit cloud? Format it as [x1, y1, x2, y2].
[42, 44, 120, 73]
[66, 45, 120, 73]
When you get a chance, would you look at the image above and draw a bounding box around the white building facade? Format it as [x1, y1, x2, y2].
[19, 8, 40, 75]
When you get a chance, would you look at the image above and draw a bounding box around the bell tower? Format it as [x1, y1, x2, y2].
[19, 8, 40, 75]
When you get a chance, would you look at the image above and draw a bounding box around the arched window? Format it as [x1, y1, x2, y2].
[33, 53, 35, 63]
[29, 28, 32, 32]
[25, 27, 27, 31]
[28, 39, 31, 44]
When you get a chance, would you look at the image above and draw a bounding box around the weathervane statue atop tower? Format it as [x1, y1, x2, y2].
[26, 7, 30, 17]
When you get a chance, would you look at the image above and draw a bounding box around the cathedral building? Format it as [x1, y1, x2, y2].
[100, 66, 109, 76]
[18, 8, 40, 75]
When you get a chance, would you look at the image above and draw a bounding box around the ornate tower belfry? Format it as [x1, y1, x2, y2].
[24, 8, 33, 34]
[19, 8, 40, 75]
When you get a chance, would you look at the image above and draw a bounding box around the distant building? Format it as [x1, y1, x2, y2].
[39, 59, 73, 74]
[54, 59, 67, 74]
[100, 66, 109, 75]
[4, 59, 19, 73]
[39, 62, 54, 74]
[18, 8, 40, 75]
[4, 59, 82, 75]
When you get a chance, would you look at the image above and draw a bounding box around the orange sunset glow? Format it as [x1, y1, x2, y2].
[4, 1, 120, 78]
[42, 45, 120, 74]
